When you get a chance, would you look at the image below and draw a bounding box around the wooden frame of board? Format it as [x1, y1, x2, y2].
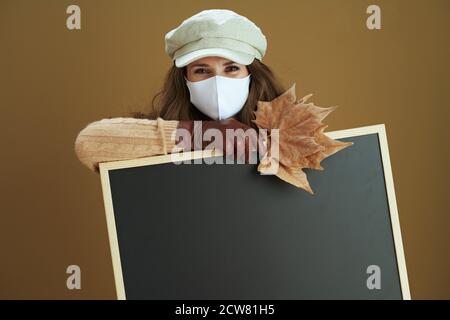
[99, 123, 411, 300]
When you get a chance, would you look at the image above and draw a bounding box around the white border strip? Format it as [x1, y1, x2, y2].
[377, 124, 411, 299]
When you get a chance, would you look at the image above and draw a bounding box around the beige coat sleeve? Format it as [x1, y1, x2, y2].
[74, 117, 180, 172]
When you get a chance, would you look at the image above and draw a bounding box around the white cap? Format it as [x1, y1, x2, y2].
[165, 9, 267, 68]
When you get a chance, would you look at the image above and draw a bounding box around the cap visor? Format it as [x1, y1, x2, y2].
[175, 48, 254, 67]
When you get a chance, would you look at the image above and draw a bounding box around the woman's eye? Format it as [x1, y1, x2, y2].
[194, 68, 208, 74]
[193, 66, 239, 74]
[226, 65, 240, 72]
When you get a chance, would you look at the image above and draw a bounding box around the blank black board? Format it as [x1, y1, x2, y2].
[101, 126, 410, 299]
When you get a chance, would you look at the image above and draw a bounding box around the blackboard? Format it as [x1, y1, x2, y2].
[99, 124, 410, 300]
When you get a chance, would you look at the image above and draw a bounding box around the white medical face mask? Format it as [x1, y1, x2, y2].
[185, 74, 251, 120]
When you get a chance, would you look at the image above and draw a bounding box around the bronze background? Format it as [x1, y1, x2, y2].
[0, 0, 449, 299]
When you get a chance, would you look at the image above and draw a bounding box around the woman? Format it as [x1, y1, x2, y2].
[75, 9, 283, 171]
[74, 9, 351, 193]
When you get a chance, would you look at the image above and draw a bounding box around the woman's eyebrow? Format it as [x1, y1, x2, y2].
[190, 63, 210, 68]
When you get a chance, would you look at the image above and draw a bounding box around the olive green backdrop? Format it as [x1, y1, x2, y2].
[0, 0, 448, 299]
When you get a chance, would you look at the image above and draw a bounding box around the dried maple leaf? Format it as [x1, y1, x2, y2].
[252, 83, 353, 194]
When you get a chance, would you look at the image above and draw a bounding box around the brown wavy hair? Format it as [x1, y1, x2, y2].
[130, 59, 285, 129]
